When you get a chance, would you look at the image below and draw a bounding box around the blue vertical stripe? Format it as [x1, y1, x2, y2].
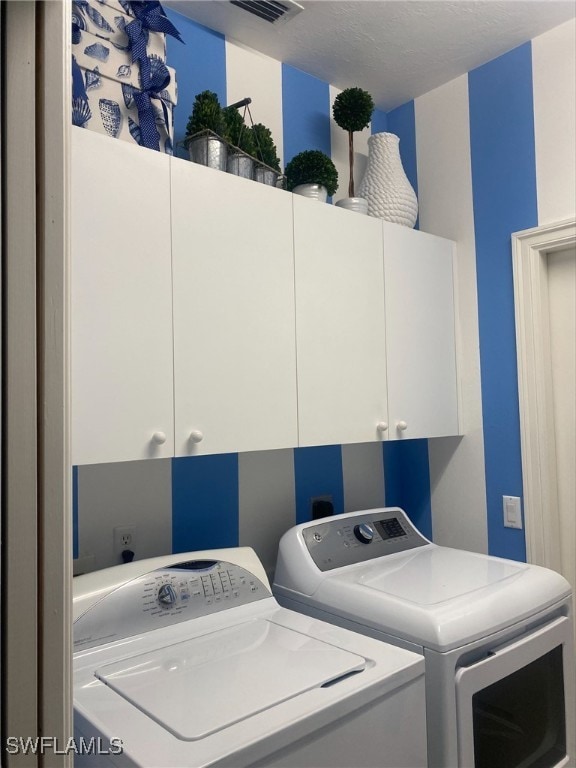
[294, 445, 344, 524]
[282, 64, 331, 164]
[172, 454, 239, 553]
[386, 100, 419, 226]
[165, 10, 227, 158]
[380, 99, 430, 535]
[383, 440, 432, 540]
[73, 465, 79, 559]
[371, 108, 388, 135]
[469, 43, 537, 561]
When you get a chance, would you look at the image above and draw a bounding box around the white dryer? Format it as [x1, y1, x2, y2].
[73, 547, 427, 768]
[273, 508, 575, 768]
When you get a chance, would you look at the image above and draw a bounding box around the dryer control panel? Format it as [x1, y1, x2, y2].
[302, 508, 429, 571]
[73, 560, 269, 651]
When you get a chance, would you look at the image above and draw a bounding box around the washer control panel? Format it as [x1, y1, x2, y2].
[302, 509, 429, 571]
[73, 560, 269, 651]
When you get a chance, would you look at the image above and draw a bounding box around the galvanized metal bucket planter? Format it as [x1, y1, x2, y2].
[183, 130, 284, 188]
[227, 151, 254, 179]
[254, 165, 280, 187]
[186, 131, 228, 171]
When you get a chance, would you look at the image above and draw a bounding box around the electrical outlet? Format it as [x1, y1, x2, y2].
[502, 496, 522, 529]
[113, 525, 137, 555]
[310, 495, 334, 520]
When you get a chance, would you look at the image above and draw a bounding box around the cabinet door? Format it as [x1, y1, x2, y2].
[383, 222, 459, 439]
[71, 128, 174, 464]
[171, 160, 298, 456]
[294, 196, 388, 447]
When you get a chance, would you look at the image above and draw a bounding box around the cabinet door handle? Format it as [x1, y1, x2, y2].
[189, 430, 204, 443]
[396, 421, 408, 431]
[377, 422, 388, 432]
[152, 431, 167, 445]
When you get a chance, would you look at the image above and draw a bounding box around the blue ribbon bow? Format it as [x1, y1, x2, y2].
[131, 58, 171, 151]
[124, 1, 182, 92]
[125, 19, 153, 88]
[71, 1, 181, 151]
[125, 2, 183, 42]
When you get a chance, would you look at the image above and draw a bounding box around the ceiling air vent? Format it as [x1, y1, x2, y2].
[229, 0, 304, 25]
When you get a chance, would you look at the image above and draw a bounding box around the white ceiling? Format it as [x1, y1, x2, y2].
[164, 0, 576, 110]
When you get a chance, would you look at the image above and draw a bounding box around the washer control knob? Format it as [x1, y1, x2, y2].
[158, 583, 177, 607]
[354, 523, 375, 544]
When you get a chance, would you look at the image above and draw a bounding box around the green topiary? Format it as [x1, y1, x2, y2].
[186, 90, 226, 139]
[285, 150, 338, 197]
[222, 106, 256, 156]
[332, 87, 374, 197]
[250, 123, 281, 172]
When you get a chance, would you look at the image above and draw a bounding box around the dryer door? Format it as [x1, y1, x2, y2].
[455, 615, 573, 768]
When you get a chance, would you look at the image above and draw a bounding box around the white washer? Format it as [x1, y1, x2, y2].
[73, 547, 427, 768]
[273, 508, 575, 768]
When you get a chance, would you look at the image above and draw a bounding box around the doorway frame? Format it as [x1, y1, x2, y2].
[512, 218, 576, 570]
[2, 1, 72, 764]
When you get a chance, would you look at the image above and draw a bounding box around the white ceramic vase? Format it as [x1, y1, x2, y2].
[358, 132, 418, 227]
[335, 197, 368, 215]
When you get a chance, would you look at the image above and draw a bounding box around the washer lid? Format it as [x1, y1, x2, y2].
[95, 619, 366, 741]
[359, 547, 523, 605]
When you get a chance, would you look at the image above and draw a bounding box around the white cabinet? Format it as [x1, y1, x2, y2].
[293, 196, 389, 447]
[383, 222, 459, 439]
[293, 201, 459, 448]
[71, 128, 174, 465]
[71, 131, 460, 464]
[171, 159, 298, 456]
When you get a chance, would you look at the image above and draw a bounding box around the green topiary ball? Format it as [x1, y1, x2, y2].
[186, 91, 225, 137]
[332, 87, 374, 133]
[222, 107, 256, 155]
[285, 150, 339, 197]
[251, 123, 281, 172]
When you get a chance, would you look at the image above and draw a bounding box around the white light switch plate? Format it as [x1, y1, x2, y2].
[502, 495, 523, 529]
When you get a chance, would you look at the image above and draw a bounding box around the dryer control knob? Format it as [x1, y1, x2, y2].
[354, 523, 374, 544]
[158, 583, 177, 607]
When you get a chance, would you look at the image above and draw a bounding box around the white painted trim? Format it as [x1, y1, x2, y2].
[414, 75, 488, 554]
[38, 4, 73, 759]
[512, 219, 576, 569]
[3, 5, 40, 760]
[3, 3, 73, 763]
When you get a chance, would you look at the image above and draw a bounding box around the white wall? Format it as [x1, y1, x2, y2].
[225, 40, 284, 166]
[414, 75, 488, 553]
[532, 18, 576, 226]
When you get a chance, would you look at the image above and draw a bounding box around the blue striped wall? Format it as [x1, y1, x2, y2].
[380, 99, 433, 539]
[383, 441, 433, 541]
[74, 11, 570, 571]
[294, 446, 345, 524]
[172, 454, 239, 552]
[468, 44, 537, 560]
[165, 10, 226, 158]
[282, 65, 332, 163]
[386, 100, 419, 229]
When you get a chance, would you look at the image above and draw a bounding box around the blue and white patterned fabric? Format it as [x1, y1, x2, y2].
[71, 0, 181, 152]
